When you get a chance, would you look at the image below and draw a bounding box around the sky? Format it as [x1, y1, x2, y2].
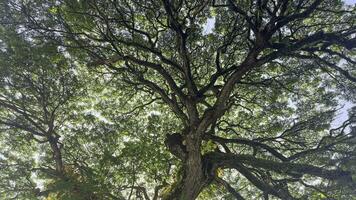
[345, 0, 356, 5]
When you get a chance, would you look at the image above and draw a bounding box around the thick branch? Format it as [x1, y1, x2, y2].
[205, 134, 288, 161]
[208, 152, 353, 183]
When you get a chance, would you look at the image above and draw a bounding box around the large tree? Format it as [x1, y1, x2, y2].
[1, 0, 356, 199]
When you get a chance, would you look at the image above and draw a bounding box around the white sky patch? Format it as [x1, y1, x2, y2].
[84, 109, 113, 124]
[0, 39, 7, 52]
[344, 0, 356, 5]
[332, 101, 354, 128]
[203, 17, 215, 35]
[31, 172, 45, 190]
[148, 110, 161, 116]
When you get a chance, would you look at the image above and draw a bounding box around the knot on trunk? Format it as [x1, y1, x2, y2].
[165, 133, 187, 160]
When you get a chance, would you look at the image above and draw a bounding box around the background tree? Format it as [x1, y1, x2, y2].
[1, 0, 356, 199]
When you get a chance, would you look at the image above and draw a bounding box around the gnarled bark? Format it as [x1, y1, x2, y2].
[164, 132, 213, 200]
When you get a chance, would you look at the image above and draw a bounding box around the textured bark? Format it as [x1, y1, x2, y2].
[164, 132, 210, 200]
[48, 136, 64, 174]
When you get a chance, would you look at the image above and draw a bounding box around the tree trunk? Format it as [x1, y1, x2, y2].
[48, 136, 64, 174]
[164, 133, 210, 200]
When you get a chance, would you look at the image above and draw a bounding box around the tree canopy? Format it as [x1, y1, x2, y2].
[0, 0, 356, 199]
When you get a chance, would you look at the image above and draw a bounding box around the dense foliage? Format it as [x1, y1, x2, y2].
[0, 0, 355, 199]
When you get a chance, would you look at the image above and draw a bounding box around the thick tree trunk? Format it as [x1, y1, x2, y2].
[48, 136, 64, 174]
[164, 133, 210, 200]
[167, 160, 205, 199]
[180, 137, 205, 199]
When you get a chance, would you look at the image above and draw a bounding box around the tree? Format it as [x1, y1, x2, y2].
[1, 0, 356, 199]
